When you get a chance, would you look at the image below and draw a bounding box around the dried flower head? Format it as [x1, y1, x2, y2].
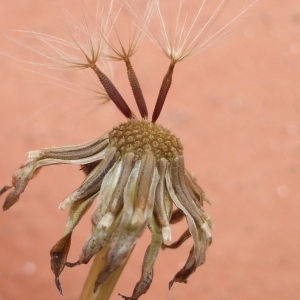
[1, 0, 256, 299]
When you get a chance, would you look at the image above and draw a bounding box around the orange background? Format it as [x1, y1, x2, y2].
[0, 1, 300, 300]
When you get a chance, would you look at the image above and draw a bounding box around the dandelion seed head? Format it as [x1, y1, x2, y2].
[1, 0, 257, 299]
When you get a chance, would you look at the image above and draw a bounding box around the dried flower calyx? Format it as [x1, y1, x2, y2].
[1, 118, 213, 298]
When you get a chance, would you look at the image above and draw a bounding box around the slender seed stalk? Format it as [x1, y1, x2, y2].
[79, 242, 132, 300]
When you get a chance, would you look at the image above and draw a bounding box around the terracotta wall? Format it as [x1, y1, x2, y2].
[0, 1, 299, 299]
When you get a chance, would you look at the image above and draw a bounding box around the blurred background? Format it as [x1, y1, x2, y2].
[0, 0, 299, 299]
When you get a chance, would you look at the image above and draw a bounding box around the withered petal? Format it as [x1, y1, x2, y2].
[0, 185, 12, 196]
[3, 146, 110, 211]
[92, 161, 142, 290]
[78, 160, 124, 264]
[94, 158, 159, 292]
[185, 170, 211, 205]
[169, 246, 197, 289]
[35, 133, 109, 160]
[162, 228, 191, 249]
[166, 168, 203, 265]
[59, 147, 117, 210]
[170, 220, 212, 288]
[171, 157, 206, 225]
[79, 212, 122, 265]
[131, 153, 156, 226]
[50, 195, 95, 290]
[33, 146, 109, 167]
[122, 216, 163, 300]
[153, 158, 172, 241]
[50, 232, 72, 294]
[65, 195, 96, 233]
[100, 152, 137, 227]
[3, 160, 38, 210]
[169, 208, 185, 224]
[93, 229, 137, 292]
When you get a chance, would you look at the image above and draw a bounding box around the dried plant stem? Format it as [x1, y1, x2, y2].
[79, 242, 131, 300]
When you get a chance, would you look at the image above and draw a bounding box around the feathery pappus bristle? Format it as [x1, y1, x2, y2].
[148, 0, 258, 63]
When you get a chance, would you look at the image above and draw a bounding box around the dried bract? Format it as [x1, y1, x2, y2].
[2, 119, 212, 299]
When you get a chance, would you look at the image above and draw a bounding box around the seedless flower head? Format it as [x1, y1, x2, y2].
[1, 0, 256, 299]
